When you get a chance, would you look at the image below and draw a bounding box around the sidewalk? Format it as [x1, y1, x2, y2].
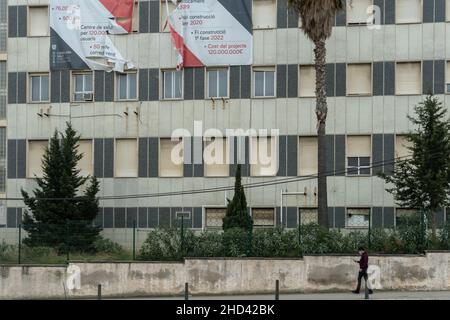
[124, 291, 450, 300]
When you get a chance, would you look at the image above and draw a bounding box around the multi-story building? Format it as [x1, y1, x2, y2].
[1, 0, 450, 247]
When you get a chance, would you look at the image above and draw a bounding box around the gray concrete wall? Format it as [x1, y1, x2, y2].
[1, 252, 450, 299]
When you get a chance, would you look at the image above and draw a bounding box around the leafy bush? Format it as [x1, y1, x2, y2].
[191, 231, 223, 257]
[93, 237, 125, 255]
[396, 215, 427, 254]
[138, 228, 196, 261]
[222, 228, 250, 257]
[0, 241, 16, 262]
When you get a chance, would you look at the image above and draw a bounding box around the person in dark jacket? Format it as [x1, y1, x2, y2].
[352, 247, 373, 294]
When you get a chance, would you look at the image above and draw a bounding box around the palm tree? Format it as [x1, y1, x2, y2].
[288, 0, 345, 229]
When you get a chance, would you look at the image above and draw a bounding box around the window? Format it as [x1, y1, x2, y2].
[204, 137, 229, 177]
[347, 136, 371, 176]
[162, 70, 183, 99]
[299, 65, 316, 97]
[29, 74, 49, 103]
[298, 137, 318, 176]
[77, 140, 93, 176]
[159, 138, 183, 177]
[396, 0, 422, 24]
[446, 61, 450, 93]
[28, 140, 48, 178]
[396, 208, 419, 227]
[253, 0, 276, 29]
[396, 62, 421, 95]
[347, 0, 372, 25]
[447, 0, 450, 21]
[117, 72, 137, 101]
[347, 208, 370, 228]
[207, 68, 228, 98]
[132, 1, 139, 32]
[299, 208, 318, 225]
[250, 136, 277, 176]
[395, 135, 413, 160]
[73, 72, 94, 102]
[205, 208, 226, 229]
[115, 139, 138, 177]
[347, 63, 372, 96]
[29, 6, 49, 37]
[252, 208, 275, 227]
[160, 0, 178, 32]
[253, 67, 275, 97]
[0, 62, 6, 119]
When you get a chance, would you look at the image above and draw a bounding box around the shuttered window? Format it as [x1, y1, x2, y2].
[160, 0, 178, 32]
[396, 62, 421, 95]
[347, 0, 372, 25]
[159, 138, 183, 177]
[28, 140, 48, 178]
[253, 0, 276, 29]
[396, 0, 422, 24]
[115, 139, 138, 177]
[298, 137, 318, 176]
[395, 136, 413, 160]
[77, 140, 93, 177]
[446, 61, 450, 93]
[205, 208, 226, 229]
[299, 65, 315, 97]
[250, 136, 277, 176]
[347, 208, 370, 228]
[447, 0, 450, 22]
[252, 208, 275, 227]
[299, 208, 318, 225]
[204, 137, 229, 177]
[347, 64, 372, 96]
[347, 136, 371, 176]
[29, 6, 49, 37]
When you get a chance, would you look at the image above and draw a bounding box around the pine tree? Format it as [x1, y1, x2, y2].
[381, 95, 450, 238]
[21, 122, 101, 252]
[223, 164, 253, 231]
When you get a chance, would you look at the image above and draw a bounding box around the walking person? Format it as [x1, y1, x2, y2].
[352, 246, 373, 294]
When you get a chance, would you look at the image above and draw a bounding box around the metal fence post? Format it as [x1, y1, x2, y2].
[185, 282, 189, 300]
[298, 223, 303, 257]
[97, 284, 102, 300]
[368, 211, 372, 250]
[247, 228, 253, 256]
[132, 220, 136, 260]
[275, 280, 279, 300]
[364, 279, 369, 300]
[66, 221, 70, 263]
[18, 224, 22, 264]
[181, 215, 184, 256]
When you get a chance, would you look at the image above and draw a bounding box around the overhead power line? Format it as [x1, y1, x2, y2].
[4, 155, 413, 202]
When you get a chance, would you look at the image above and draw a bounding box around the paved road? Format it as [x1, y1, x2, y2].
[114, 291, 450, 300]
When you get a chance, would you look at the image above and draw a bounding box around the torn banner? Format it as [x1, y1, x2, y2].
[167, 0, 253, 68]
[50, 0, 135, 72]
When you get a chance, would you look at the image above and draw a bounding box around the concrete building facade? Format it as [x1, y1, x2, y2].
[1, 0, 450, 247]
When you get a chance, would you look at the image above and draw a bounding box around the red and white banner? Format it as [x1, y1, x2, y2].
[50, 0, 135, 71]
[166, 0, 253, 69]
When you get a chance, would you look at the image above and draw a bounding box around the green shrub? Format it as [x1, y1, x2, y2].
[397, 215, 426, 254]
[437, 223, 450, 250]
[190, 231, 223, 257]
[0, 241, 16, 263]
[222, 228, 250, 257]
[93, 237, 124, 255]
[138, 228, 196, 261]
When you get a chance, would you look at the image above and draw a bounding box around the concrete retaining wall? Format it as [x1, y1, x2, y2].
[1, 252, 450, 299]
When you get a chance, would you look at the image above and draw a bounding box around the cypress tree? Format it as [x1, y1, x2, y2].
[21, 122, 101, 252]
[381, 95, 450, 238]
[223, 164, 253, 231]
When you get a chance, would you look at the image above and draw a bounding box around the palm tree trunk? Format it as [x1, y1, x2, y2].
[314, 38, 329, 229]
